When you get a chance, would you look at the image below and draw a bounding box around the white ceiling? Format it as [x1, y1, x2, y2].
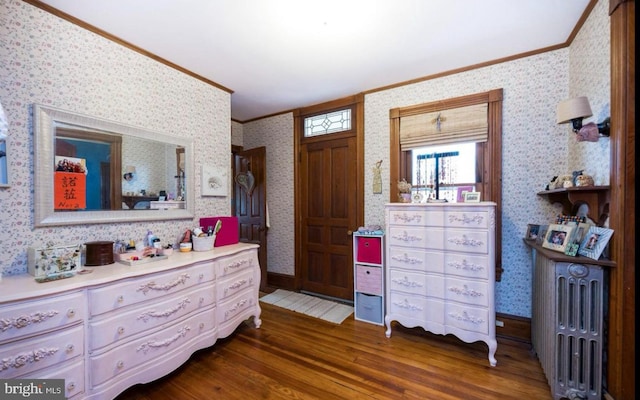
[38, 0, 591, 122]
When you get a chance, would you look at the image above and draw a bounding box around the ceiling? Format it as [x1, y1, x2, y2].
[37, 0, 591, 122]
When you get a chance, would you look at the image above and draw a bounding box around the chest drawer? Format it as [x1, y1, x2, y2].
[445, 277, 489, 307]
[388, 210, 443, 226]
[444, 210, 489, 229]
[443, 253, 489, 279]
[89, 307, 215, 388]
[445, 303, 489, 335]
[88, 262, 214, 316]
[387, 246, 444, 274]
[89, 285, 215, 351]
[0, 324, 83, 379]
[387, 292, 444, 325]
[20, 358, 85, 399]
[217, 268, 256, 302]
[216, 249, 258, 280]
[0, 292, 84, 343]
[388, 269, 444, 298]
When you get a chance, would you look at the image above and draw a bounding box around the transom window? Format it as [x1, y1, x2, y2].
[304, 108, 351, 137]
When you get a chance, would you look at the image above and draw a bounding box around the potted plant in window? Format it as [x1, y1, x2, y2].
[397, 179, 412, 203]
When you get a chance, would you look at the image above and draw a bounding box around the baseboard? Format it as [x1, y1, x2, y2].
[266, 272, 296, 291]
[496, 313, 531, 345]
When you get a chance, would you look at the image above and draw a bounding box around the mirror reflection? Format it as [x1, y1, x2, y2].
[34, 104, 194, 226]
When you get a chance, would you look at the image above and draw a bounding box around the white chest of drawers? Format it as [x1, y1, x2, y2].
[0, 243, 261, 399]
[384, 202, 497, 366]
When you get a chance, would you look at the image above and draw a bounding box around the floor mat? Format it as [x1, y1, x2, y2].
[260, 289, 353, 324]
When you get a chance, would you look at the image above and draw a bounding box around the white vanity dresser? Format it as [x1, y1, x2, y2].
[0, 243, 261, 399]
[384, 202, 497, 366]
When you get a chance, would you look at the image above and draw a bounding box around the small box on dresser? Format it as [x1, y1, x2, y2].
[353, 232, 385, 325]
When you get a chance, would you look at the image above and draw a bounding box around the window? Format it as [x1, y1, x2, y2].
[304, 108, 352, 137]
[389, 89, 503, 280]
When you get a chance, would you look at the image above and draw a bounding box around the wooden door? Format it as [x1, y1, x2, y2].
[299, 136, 357, 300]
[233, 146, 268, 291]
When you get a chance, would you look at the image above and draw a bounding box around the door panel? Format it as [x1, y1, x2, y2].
[233, 146, 268, 291]
[300, 137, 356, 300]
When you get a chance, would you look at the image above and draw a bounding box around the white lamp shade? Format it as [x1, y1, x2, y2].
[556, 96, 593, 124]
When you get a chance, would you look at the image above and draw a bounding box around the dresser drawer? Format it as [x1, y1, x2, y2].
[217, 290, 257, 335]
[88, 262, 214, 316]
[387, 209, 443, 226]
[388, 269, 444, 298]
[387, 226, 440, 249]
[443, 253, 490, 280]
[387, 292, 444, 325]
[89, 307, 215, 388]
[0, 324, 83, 379]
[445, 303, 489, 335]
[20, 358, 85, 399]
[217, 267, 256, 302]
[355, 265, 382, 295]
[445, 277, 489, 307]
[89, 285, 215, 351]
[387, 246, 444, 274]
[443, 229, 488, 254]
[216, 249, 258, 279]
[444, 210, 489, 229]
[0, 291, 84, 343]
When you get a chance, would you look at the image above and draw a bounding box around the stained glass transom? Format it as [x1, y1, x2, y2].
[304, 109, 351, 137]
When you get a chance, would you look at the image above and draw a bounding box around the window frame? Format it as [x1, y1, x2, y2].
[389, 89, 503, 280]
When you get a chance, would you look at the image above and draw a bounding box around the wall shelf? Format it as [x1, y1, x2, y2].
[537, 185, 610, 224]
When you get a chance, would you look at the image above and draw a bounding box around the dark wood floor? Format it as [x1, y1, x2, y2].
[117, 299, 551, 399]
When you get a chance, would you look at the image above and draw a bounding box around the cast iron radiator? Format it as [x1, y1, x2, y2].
[532, 253, 605, 400]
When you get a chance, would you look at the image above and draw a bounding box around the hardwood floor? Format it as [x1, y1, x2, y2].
[116, 300, 551, 399]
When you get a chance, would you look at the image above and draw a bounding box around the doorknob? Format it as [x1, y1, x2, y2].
[347, 230, 353, 236]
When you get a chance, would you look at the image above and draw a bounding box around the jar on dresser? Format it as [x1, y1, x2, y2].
[384, 202, 497, 366]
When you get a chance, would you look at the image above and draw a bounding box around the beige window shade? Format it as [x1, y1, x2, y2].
[399, 103, 488, 150]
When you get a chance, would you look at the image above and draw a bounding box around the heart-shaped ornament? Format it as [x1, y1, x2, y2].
[234, 171, 255, 195]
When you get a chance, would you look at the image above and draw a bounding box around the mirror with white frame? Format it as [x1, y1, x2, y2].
[33, 104, 194, 227]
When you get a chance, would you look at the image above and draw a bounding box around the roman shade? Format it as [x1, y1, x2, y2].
[399, 103, 488, 150]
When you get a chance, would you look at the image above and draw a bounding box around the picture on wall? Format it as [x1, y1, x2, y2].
[201, 164, 228, 197]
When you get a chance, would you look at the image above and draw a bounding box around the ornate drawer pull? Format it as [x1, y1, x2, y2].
[117, 326, 125, 335]
[224, 259, 251, 273]
[66, 344, 74, 353]
[391, 253, 421, 264]
[448, 214, 484, 225]
[199, 273, 205, 280]
[67, 382, 75, 391]
[447, 259, 485, 272]
[136, 273, 190, 294]
[0, 311, 59, 332]
[117, 360, 124, 369]
[0, 347, 59, 371]
[199, 322, 205, 330]
[393, 213, 422, 223]
[199, 297, 205, 305]
[448, 310, 485, 325]
[392, 231, 422, 243]
[66, 309, 76, 318]
[224, 299, 249, 320]
[448, 284, 483, 297]
[447, 235, 483, 247]
[136, 326, 191, 354]
[117, 295, 124, 303]
[224, 279, 248, 295]
[137, 298, 191, 322]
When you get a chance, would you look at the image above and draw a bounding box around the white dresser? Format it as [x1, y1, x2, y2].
[0, 243, 261, 399]
[384, 202, 497, 366]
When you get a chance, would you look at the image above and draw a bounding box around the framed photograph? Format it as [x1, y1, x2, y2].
[525, 224, 541, 240]
[463, 191, 481, 202]
[456, 186, 474, 202]
[542, 223, 575, 253]
[578, 226, 614, 260]
[572, 222, 592, 244]
[564, 242, 579, 257]
[535, 225, 548, 245]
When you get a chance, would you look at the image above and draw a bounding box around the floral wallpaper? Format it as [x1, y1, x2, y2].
[1, 0, 610, 319]
[0, 0, 231, 276]
[242, 0, 610, 318]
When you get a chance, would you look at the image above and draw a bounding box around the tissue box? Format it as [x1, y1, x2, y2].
[199, 216, 239, 247]
[28, 244, 82, 281]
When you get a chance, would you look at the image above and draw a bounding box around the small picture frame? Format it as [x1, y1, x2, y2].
[578, 226, 614, 260]
[535, 225, 549, 245]
[456, 186, 474, 202]
[542, 223, 575, 253]
[525, 224, 541, 240]
[564, 242, 579, 256]
[463, 191, 481, 202]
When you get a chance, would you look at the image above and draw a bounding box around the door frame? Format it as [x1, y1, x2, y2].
[293, 94, 365, 291]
